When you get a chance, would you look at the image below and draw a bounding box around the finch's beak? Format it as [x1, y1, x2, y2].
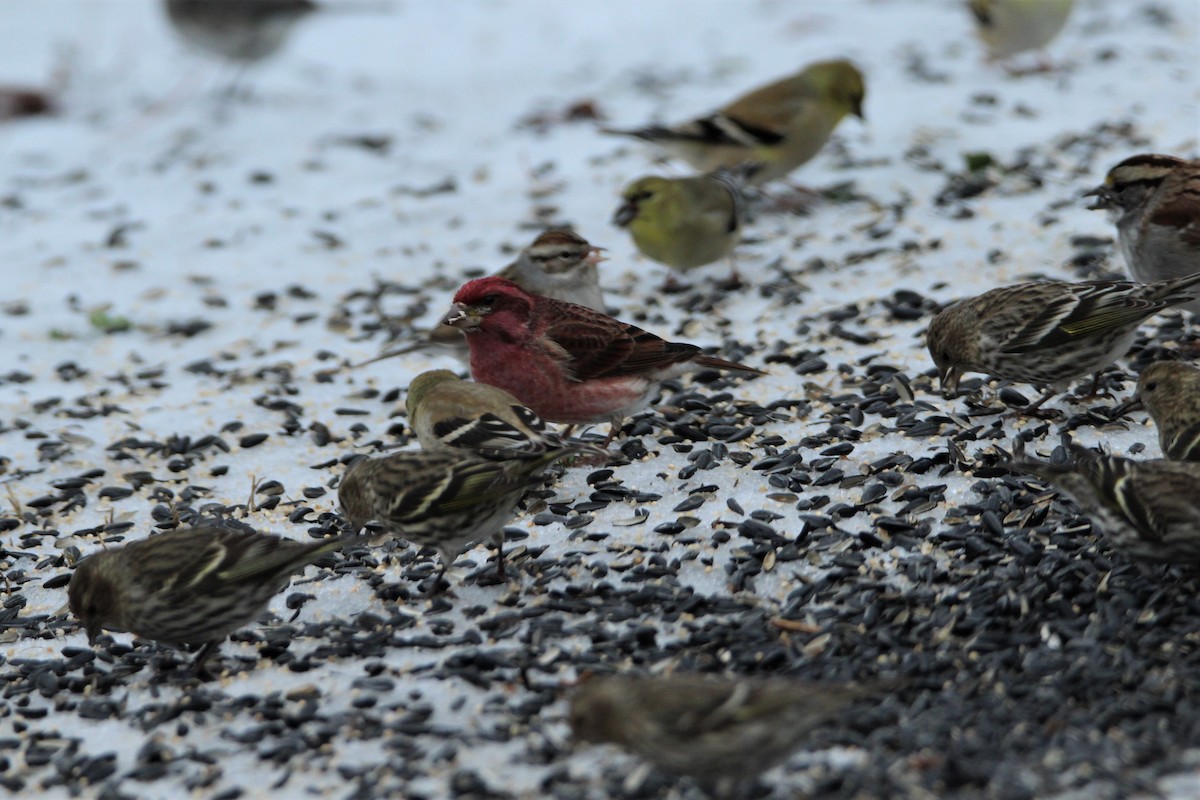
[585, 246, 607, 266]
[612, 201, 637, 228]
[1108, 395, 1144, 420]
[852, 99, 865, 121]
[939, 366, 961, 398]
[441, 302, 481, 331]
[1083, 184, 1112, 210]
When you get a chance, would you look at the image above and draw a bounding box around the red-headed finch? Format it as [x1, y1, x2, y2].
[569, 673, 876, 796]
[68, 525, 354, 675]
[363, 229, 606, 366]
[926, 274, 1200, 414]
[338, 447, 584, 580]
[1010, 445, 1200, 563]
[442, 277, 764, 445]
[603, 59, 865, 186]
[1086, 154, 1200, 308]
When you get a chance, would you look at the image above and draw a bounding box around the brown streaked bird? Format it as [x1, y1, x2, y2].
[68, 524, 355, 676]
[926, 273, 1200, 414]
[569, 673, 878, 797]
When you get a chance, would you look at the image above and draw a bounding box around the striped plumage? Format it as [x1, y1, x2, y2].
[68, 525, 351, 673]
[338, 448, 579, 578]
[569, 674, 875, 796]
[405, 369, 573, 459]
[926, 274, 1200, 411]
[1013, 446, 1200, 562]
[1134, 361, 1200, 462]
[1086, 154, 1200, 309]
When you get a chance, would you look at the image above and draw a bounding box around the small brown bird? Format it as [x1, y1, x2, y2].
[569, 673, 876, 796]
[338, 447, 583, 580]
[1118, 361, 1200, 462]
[68, 525, 354, 675]
[1011, 445, 1200, 563]
[1086, 154, 1200, 311]
[926, 274, 1200, 414]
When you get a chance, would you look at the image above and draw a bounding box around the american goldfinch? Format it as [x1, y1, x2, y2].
[68, 525, 356, 676]
[405, 369, 573, 458]
[1011, 445, 1200, 562]
[338, 447, 582, 580]
[1085, 154, 1200, 310]
[442, 276, 764, 445]
[362, 229, 606, 366]
[967, 0, 1073, 62]
[612, 171, 744, 284]
[569, 673, 877, 796]
[926, 274, 1200, 414]
[163, 0, 316, 64]
[604, 59, 865, 186]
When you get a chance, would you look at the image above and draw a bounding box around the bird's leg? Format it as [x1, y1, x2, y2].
[659, 271, 692, 293]
[494, 535, 506, 580]
[1073, 372, 1116, 401]
[1015, 388, 1059, 419]
[191, 640, 222, 680]
[715, 255, 743, 292]
[601, 418, 624, 448]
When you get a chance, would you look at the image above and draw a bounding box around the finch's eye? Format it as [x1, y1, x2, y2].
[479, 293, 498, 307]
[1145, 381, 1158, 392]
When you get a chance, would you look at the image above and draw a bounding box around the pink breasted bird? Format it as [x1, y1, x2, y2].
[441, 277, 763, 445]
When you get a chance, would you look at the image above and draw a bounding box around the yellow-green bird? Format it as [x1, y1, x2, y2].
[604, 59, 865, 186]
[613, 172, 743, 284]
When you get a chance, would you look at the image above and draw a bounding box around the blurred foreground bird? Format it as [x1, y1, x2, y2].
[1086, 154, 1200, 309]
[442, 277, 764, 445]
[613, 171, 745, 286]
[569, 673, 876, 796]
[1010, 445, 1200, 563]
[1112, 361, 1200, 462]
[164, 0, 317, 64]
[967, 0, 1073, 63]
[926, 274, 1200, 414]
[406, 369, 585, 459]
[361, 229, 606, 366]
[68, 525, 354, 675]
[604, 59, 865, 186]
[338, 447, 584, 580]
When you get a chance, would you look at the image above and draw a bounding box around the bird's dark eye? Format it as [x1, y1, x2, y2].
[1145, 381, 1158, 392]
[480, 293, 498, 306]
[557, 250, 571, 259]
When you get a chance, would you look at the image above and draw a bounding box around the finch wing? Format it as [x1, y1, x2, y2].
[541, 304, 701, 380]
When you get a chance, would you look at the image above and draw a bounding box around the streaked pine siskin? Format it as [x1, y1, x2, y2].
[925, 273, 1200, 413]
[1011, 444, 1200, 562]
[68, 524, 355, 674]
[338, 448, 583, 579]
[569, 673, 877, 797]
[1129, 361, 1200, 462]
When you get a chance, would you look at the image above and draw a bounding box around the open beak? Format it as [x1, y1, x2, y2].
[612, 201, 637, 228]
[939, 366, 961, 398]
[585, 246, 607, 265]
[1083, 184, 1112, 210]
[441, 302, 481, 331]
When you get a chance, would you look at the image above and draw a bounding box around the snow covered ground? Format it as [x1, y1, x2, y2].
[2, 1, 1199, 798]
